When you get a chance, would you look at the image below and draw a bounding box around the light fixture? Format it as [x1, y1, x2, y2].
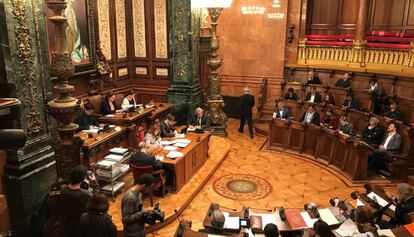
[241, 6, 266, 15]
[268, 12, 285, 19]
[192, 0, 233, 9]
[272, 0, 281, 8]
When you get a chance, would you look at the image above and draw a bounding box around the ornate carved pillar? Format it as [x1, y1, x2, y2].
[167, 0, 203, 125]
[0, 0, 56, 235]
[352, 0, 370, 65]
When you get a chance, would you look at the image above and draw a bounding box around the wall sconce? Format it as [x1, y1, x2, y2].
[287, 24, 295, 43]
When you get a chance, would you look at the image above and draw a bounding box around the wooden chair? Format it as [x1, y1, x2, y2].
[130, 163, 164, 206]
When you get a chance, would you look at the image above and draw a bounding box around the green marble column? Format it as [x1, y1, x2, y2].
[0, 0, 55, 236]
[167, 0, 203, 124]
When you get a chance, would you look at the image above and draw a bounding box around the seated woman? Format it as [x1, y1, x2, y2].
[143, 125, 162, 149]
[384, 100, 401, 121]
[338, 115, 354, 135]
[342, 93, 359, 110]
[284, 87, 298, 101]
[355, 206, 379, 237]
[121, 90, 137, 110]
[322, 93, 335, 106]
[100, 92, 122, 115]
[320, 108, 338, 129]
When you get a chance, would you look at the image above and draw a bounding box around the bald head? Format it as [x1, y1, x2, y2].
[243, 87, 250, 94]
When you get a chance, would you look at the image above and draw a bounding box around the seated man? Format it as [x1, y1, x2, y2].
[338, 115, 354, 135]
[384, 100, 402, 121]
[188, 107, 211, 130]
[334, 72, 352, 88]
[160, 114, 176, 138]
[377, 183, 414, 229]
[273, 101, 291, 119]
[342, 93, 359, 110]
[306, 70, 321, 85]
[300, 104, 320, 125]
[264, 223, 279, 237]
[320, 108, 338, 129]
[284, 87, 298, 101]
[368, 122, 402, 173]
[304, 86, 322, 103]
[75, 103, 99, 131]
[362, 117, 385, 147]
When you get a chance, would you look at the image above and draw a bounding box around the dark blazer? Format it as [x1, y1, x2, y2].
[188, 113, 211, 130]
[384, 108, 402, 121]
[130, 151, 157, 167]
[304, 92, 322, 103]
[284, 92, 299, 101]
[100, 100, 121, 115]
[240, 94, 255, 115]
[80, 211, 117, 237]
[381, 132, 402, 154]
[307, 76, 321, 84]
[338, 122, 354, 135]
[300, 111, 320, 125]
[75, 111, 99, 131]
[334, 79, 351, 88]
[273, 108, 292, 119]
[342, 99, 359, 109]
[362, 125, 385, 146]
[395, 196, 414, 226]
[160, 121, 174, 138]
[320, 114, 338, 129]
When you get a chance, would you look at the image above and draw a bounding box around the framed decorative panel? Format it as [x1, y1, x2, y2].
[115, 0, 127, 59]
[118, 68, 128, 77]
[154, 0, 168, 58]
[156, 68, 168, 76]
[132, 0, 147, 57]
[96, 0, 111, 60]
[136, 67, 148, 75]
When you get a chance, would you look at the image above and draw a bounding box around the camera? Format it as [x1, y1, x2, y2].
[143, 203, 165, 225]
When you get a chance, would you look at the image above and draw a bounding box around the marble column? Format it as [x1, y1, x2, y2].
[167, 0, 203, 124]
[0, 0, 55, 236]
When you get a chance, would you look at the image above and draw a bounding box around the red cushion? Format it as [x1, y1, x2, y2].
[306, 34, 354, 41]
[366, 42, 411, 50]
[366, 36, 412, 43]
[306, 40, 353, 46]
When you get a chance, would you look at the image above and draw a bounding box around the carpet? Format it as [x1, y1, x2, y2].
[212, 174, 272, 200]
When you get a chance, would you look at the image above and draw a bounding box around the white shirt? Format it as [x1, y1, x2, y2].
[121, 97, 136, 109]
[305, 112, 314, 123]
[310, 94, 315, 102]
[279, 109, 284, 118]
[369, 84, 377, 92]
[383, 132, 395, 149]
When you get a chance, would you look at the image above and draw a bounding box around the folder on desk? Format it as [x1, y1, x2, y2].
[300, 211, 318, 228]
[109, 147, 128, 155]
[318, 208, 339, 225]
[285, 209, 307, 229]
[249, 215, 263, 230]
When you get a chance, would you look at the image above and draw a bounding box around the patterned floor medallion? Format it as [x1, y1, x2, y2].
[213, 174, 272, 200]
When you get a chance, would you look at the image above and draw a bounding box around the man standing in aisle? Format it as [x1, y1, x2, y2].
[239, 87, 255, 138]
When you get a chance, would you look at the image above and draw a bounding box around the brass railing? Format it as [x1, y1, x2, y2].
[257, 78, 268, 121]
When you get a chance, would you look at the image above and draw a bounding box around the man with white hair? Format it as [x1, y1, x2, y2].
[188, 107, 211, 130]
[239, 87, 255, 138]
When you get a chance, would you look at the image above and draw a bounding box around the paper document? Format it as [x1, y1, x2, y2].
[173, 143, 189, 148]
[163, 146, 177, 151]
[224, 216, 240, 229]
[110, 147, 128, 154]
[155, 155, 164, 161]
[105, 114, 115, 117]
[166, 151, 183, 159]
[82, 128, 100, 133]
[318, 208, 339, 225]
[335, 219, 358, 236]
[160, 141, 175, 146]
[175, 133, 185, 138]
[174, 139, 191, 144]
[187, 127, 196, 132]
[349, 199, 365, 208]
[377, 229, 395, 237]
[104, 154, 124, 162]
[300, 211, 318, 228]
[367, 192, 389, 208]
[389, 204, 396, 211]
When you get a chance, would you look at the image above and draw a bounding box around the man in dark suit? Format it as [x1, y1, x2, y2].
[384, 100, 402, 121]
[130, 143, 162, 170]
[300, 104, 320, 125]
[284, 87, 298, 101]
[334, 72, 352, 88]
[160, 113, 176, 138]
[239, 87, 255, 138]
[273, 101, 291, 119]
[306, 70, 321, 84]
[188, 107, 211, 130]
[75, 103, 100, 131]
[362, 117, 385, 147]
[368, 122, 402, 173]
[304, 86, 322, 103]
[342, 93, 359, 110]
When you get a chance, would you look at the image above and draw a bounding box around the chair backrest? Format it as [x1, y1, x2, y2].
[130, 163, 153, 182]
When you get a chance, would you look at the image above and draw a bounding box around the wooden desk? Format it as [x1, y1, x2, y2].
[149, 103, 174, 120]
[75, 126, 129, 167]
[154, 132, 210, 192]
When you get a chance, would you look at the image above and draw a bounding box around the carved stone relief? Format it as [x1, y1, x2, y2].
[115, 0, 127, 59]
[132, 0, 147, 57]
[97, 0, 112, 60]
[154, 0, 168, 58]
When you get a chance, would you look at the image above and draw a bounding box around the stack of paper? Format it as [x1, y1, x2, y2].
[222, 212, 239, 230]
[318, 208, 340, 225]
[96, 159, 116, 169]
[104, 154, 124, 162]
[367, 192, 396, 211]
[82, 128, 100, 133]
[101, 181, 125, 192]
[173, 142, 189, 148]
[105, 114, 115, 117]
[174, 139, 191, 144]
[109, 147, 128, 155]
[335, 219, 358, 236]
[160, 140, 175, 146]
[300, 211, 318, 228]
[96, 166, 121, 178]
[163, 146, 178, 151]
[377, 229, 395, 237]
[166, 151, 183, 159]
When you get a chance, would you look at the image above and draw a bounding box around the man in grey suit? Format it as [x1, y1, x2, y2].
[273, 101, 292, 119]
[368, 122, 402, 173]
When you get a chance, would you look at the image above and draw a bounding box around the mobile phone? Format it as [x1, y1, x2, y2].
[87, 170, 93, 178]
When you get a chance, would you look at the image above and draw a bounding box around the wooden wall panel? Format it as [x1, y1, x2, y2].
[371, 0, 406, 28]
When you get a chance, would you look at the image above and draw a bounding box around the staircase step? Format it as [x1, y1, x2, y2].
[408, 175, 414, 186]
[254, 123, 269, 137]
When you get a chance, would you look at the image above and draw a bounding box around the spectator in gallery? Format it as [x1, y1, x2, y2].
[304, 86, 322, 103]
[366, 78, 383, 114]
[306, 69, 321, 84]
[273, 101, 292, 119]
[264, 223, 279, 237]
[368, 122, 402, 173]
[384, 100, 402, 121]
[75, 103, 100, 131]
[334, 72, 352, 88]
[121, 90, 137, 110]
[101, 92, 122, 115]
[338, 115, 354, 136]
[320, 108, 338, 129]
[342, 93, 359, 110]
[362, 117, 385, 147]
[80, 192, 117, 237]
[322, 93, 335, 106]
[284, 87, 298, 101]
[143, 125, 162, 149]
[300, 104, 320, 126]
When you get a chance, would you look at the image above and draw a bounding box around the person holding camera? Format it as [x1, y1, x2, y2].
[121, 174, 156, 237]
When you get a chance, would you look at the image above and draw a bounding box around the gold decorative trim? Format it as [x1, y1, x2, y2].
[154, 0, 168, 58]
[135, 67, 148, 75]
[115, 0, 127, 59]
[118, 68, 128, 77]
[97, 0, 112, 60]
[12, 0, 42, 134]
[132, 0, 147, 57]
[156, 68, 168, 76]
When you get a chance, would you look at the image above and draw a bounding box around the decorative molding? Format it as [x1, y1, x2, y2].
[115, 0, 127, 59]
[135, 67, 147, 75]
[118, 68, 128, 77]
[156, 68, 168, 76]
[97, 0, 112, 60]
[132, 0, 147, 57]
[12, 0, 42, 134]
[154, 0, 168, 58]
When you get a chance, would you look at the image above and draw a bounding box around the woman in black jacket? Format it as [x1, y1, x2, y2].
[80, 192, 117, 237]
[101, 92, 121, 115]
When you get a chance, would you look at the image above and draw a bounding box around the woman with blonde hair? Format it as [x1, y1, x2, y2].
[143, 125, 162, 149]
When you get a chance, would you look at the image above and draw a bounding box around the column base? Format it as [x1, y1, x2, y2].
[167, 84, 203, 125]
[210, 124, 228, 137]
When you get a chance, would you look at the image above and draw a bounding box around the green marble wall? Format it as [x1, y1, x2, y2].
[0, 0, 56, 236]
